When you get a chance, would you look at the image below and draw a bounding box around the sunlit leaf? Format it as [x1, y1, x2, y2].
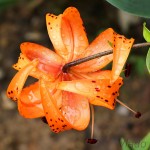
[143, 22, 150, 42]
[106, 0, 150, 18]
[138, 132, 150, 150]
[146, 48, 150, 73]
[143, 23, 150, 74]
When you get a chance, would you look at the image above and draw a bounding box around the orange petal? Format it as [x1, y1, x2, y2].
[63, 7, 89, 61]
[46, 13, 73, 62]
[7, 60, 38, 101]
[111, 34, 134, 82]
[70, 70, 112, 80]
[57, 78, 123, 110]
[40, 79, 72, 133]
[72, 28, 114, 72]
[18, 100, 44, 118]
[20, 42, 63, 80]
[20, 82, 41, 105]
[13, 53, 30, 70]
[61, 91, 90, 130]
[13, 53, 51, 81]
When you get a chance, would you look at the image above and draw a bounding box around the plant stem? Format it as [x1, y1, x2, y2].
[62, 42, 150, 73]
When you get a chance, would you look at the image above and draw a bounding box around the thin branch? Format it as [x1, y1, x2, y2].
[62, 42, 150, 73]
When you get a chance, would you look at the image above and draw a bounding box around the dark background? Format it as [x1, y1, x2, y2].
[0, 0, 150, 150]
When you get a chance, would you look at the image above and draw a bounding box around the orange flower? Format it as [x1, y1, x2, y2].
[7, 7, 134, 133]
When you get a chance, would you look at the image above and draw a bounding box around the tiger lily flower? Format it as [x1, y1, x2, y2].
[7, 7, 134, 133]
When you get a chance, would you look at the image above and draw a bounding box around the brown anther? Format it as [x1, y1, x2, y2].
[86, 138, 98, 144]
[135, 112, 142, 118]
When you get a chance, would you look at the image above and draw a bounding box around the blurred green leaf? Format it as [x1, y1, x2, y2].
[143, 23, 150, 74]
[146, 48, 150, 73]
[138, 132, 150, 150]
[120, 132, 150, 150]
[106, 0, 150, 18]
[143, 22, 150, 42]
[136, 57, 147, 76]
[0, 0, 18, 11]
[129, 55, 147, 76]
[120, 138, 133, 150]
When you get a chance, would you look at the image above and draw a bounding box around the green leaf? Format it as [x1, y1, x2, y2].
[106, 0, 150, 18]
[143, 23, 150, 74]
[138, 132, 150, 150]
[120, 138, 133, 150]
[120, 133, 150, 150]
[146, 48, 150, 74]
[143, 22, 150, 42]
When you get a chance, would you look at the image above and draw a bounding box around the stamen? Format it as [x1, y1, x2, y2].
[91, 105, 94, 139]
[62, 42, 150, 73]
[86, 105, 98, 144]
[116, 99, 141, 118]
[124, 63, 131, 77]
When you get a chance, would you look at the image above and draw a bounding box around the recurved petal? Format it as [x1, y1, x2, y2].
[40, 79, 90, 132]
[13, 53, 51, 81]
[46, 13, 73, 62]
[61, 91, 90, 130]
[111, 34, 134, 83]
[40, 79, 72, 133]
[57, 78, 123, 110]
[18, 81, 44, 118]
[62, 7, 89, 61]
[7, 60, 38, 101]
[20, 82, 41, 105]
[20, 42, 63, 80]
[72, 28, 114, 72]
[18, 100, 44, 118]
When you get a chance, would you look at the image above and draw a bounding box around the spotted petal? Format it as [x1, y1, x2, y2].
[40, 79, 90, 132]
[46, 13, 73, 62]
[57, 78, 123, 110]
[111, 34, 134, 82]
